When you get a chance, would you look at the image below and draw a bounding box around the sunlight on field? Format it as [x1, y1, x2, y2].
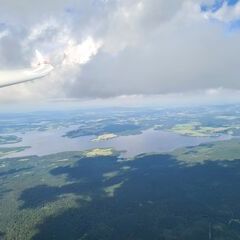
[104, 181, 124, 197]
[103, 171, 120, 180]
[173, 140, 240, 165]
[92, 133, 118, 142]
[84, 148, 114, 157]
[171, 122, 230, 137]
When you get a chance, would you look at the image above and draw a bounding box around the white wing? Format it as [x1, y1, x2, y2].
[0, 63, 53, 88]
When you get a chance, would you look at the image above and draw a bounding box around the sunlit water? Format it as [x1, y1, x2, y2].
[3, 128, 231, 158]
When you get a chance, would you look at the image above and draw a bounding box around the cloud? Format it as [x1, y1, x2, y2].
[63, 37, 103, 65]
[0, 0, 240, 103]
[0, 30, 9, 40]
[203, 0, 240, 22]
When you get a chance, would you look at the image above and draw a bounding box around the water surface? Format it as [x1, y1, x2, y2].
[3, 128, 230, 158]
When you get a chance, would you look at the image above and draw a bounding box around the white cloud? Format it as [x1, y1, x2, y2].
[0, 30, 9, 40]
[27, 19, 59, 42]
[0, 0, 240, 104]
[203, 1, 240, 22]
[63, 37, 103, 65]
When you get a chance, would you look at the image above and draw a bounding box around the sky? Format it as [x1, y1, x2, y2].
[0, 0, 240, 107]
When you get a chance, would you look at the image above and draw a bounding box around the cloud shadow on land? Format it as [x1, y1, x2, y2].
[19, 153, 240, 240]
[0, 167, 33, 178]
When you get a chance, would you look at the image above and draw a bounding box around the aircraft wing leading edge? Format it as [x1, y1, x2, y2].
[0, 63, 54, 88]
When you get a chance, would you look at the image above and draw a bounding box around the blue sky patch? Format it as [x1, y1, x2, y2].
[201, 0, 239, 12]
[228, 19, 240, 31]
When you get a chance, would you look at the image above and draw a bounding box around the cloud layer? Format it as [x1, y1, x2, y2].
[0, 0, 240, 102]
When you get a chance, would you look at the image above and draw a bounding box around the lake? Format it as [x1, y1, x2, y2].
[3, 128, 230, 158]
